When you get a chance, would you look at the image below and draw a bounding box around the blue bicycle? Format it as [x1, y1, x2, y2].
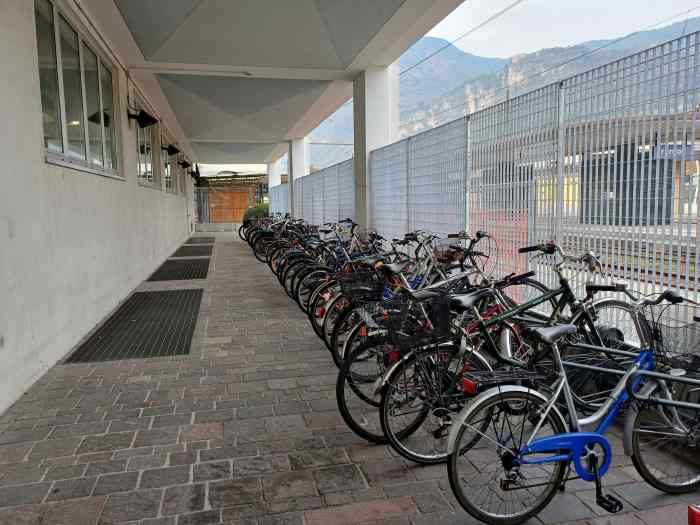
[446, 291, 700, 524]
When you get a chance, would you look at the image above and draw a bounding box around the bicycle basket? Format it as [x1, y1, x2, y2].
[337, 269, 384, 303]
[383, 292, 452, 350]
[645, 303, 700, 371]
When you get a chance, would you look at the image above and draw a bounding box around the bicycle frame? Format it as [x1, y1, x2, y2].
[514, 346, 655, 481]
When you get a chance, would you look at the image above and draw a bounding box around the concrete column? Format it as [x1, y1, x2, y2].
[267, 159, 281, 188]
[353, 63, 399, 228]
[288, 138, 306, 217]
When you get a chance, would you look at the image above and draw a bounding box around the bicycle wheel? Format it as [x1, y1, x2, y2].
[253, 235, 273, 263]
[308, 281, 339, 340]
[238, 224, 247, 241]
[448, 390, 567, 525]
[322, 295, 351, 350]
[283, 259, 311, 298]
[298, 270, 330, 312]
[500, 277, 555, 318]
[630, 384, 700, 493]
[380, 345, 489, 464]
[565, 299, 646, 412]
[335, 338, 395, 444]
[330, 305, 369, 368]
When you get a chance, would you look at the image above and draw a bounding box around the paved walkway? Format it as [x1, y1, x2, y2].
[0, 234, 694, 524]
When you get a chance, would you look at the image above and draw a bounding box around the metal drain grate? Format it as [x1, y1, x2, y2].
[185, 237, 215, 245]
[66, 289, 203, 363]
[172, 245, 212, 258]
[148, 258, 209, 281]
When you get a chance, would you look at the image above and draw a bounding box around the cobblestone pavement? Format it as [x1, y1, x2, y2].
[0, 234, 695, 524]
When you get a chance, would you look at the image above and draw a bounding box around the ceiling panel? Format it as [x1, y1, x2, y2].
[157, 74, 331, 141]
[191, 142, 279, 163]
[114, 0, 407, 69]
[145, 0, 340, 68]
[315, 0, 406, 68]
[114, 0, 201, 59]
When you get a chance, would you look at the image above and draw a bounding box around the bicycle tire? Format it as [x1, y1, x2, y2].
[447, 390, 567, 525]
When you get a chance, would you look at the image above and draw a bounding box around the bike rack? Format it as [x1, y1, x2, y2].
[561, 343, 640, 376]
[625, 369, 700, 411]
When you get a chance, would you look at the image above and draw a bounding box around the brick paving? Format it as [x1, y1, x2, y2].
[0, 233, 694, 524]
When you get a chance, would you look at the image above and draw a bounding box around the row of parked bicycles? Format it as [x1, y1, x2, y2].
[239, 214, 700, 524]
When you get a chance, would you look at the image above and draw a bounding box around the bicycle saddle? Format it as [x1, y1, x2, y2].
[529, 324, 578, 344]
[449, 288, 493, 312]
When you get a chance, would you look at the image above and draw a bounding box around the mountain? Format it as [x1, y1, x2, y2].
[398, 37, 506, 112]
[310, 16, 700, 167]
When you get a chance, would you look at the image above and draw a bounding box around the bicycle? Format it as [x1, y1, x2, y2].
[446, 291, 700, 525]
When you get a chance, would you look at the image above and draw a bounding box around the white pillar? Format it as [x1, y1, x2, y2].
[267, 159, 281, 187]
[289, 138, 306, 217]
[353, 63, 399, 228]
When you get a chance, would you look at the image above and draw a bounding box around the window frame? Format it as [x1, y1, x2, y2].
[135, 112, 158, 188]
[36, 0, 121, 179]
[160, 130, 178, 194]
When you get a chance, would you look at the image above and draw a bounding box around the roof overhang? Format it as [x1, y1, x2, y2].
[83, 0, 465, 163]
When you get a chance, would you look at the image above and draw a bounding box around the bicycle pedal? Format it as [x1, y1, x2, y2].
[596, 494, 623, 514]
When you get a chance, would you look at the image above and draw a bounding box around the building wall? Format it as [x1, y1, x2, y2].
[0, 1, 193, 413]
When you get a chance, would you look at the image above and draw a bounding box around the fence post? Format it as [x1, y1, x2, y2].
[405, 139, 411, 233]
[464, 116, 470, 233]
[554, 81, 566, 243]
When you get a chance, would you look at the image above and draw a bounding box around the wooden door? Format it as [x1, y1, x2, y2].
[209, 190, 249, 222]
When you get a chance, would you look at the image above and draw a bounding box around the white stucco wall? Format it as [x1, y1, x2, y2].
[0, 1, 193, 413]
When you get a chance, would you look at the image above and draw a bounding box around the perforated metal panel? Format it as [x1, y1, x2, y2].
[337, 159, 355, 222]
[301, 176, 314, 223]
[560, 34, 700, 299]
[269, 184, 289, 215]
[311, 172, 325, 225]
[408, 118, 467, 235]
[293, 177, 303, 218]
[323, 164, 340, 223]
[286, 160, 356, 224]
[370, 140, 409, 241]
[468, 84, 560, 279]
[295, 30, 700, 305]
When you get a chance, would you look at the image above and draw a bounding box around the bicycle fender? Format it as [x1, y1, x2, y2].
[622, 381, 659, 456]
[372, 350, 417, 396]
[447, 385, 568, 454]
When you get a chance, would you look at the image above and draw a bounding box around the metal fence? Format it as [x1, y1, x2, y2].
[269, 184, 289, 215]
[368, 31, 700, 300]
[293, 158, 355, 224]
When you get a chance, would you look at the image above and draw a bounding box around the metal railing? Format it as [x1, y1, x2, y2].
[366, 30, 700, 300]
[292, 158, 355, 224]
[269, 184, 289, 215]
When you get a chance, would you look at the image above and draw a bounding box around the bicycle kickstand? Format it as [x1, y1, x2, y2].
[590, 453, 623, 514]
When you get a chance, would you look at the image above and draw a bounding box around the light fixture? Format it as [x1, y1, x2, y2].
[127, 109, 158, 128]
[161, 144, 180, 156]
[178, 160, 191, 169]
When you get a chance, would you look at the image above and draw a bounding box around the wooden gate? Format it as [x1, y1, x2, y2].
[208, 189, 250, 222]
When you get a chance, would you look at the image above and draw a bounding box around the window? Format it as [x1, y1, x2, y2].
[58, 15, 84, 161]
[34, 0, 119, 176]
[100, 65, 117, 170]
[35, 0, 62, 153]
[83, 44, 102, 167]
[162, 136, 173, 192]
[136, 122, 153, 183]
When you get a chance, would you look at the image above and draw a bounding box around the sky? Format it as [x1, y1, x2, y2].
[199, 163, 267, 177]
[428, 0, 700, 58]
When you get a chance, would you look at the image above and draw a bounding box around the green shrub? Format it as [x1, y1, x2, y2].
[243, 203, 269, 221]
